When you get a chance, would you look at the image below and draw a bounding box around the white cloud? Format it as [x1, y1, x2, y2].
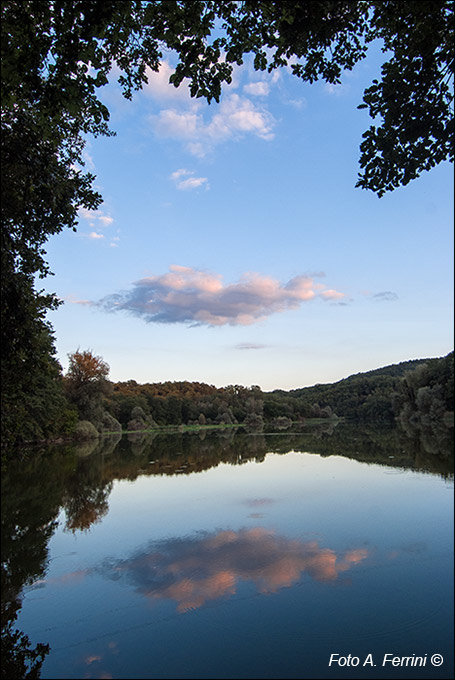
[243, 81, 270, 96]
[144, 61, 192, 102]
[82, 148, 96, 171]
[98, 215, 114, 226]
[98, 265, 345, 327]
[324, 82, 350, 96]
[78, 207, 95, 220]
[150, 93, 275, 155]
[288, 98, 307, 109]
[89, 232, 105, 240]
[170, 169, 209, 191]
[153, 109, 200, 139]
[207, 94, 275, 141]
[171, 168, 191, 181]
[186, 141, 207, 158]
[178, 176, 209, 190]
[142, 56, 280, 155]
[78, 206, 114, 229]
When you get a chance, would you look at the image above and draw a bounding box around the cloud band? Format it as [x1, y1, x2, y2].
[97, 265, 345, 327]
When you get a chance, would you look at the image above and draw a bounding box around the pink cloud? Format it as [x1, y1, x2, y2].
[320, 289, 347, 300]
[64, 295, 92, 306]
[100, 528, 369, 613]
[98, 266, 345, 327]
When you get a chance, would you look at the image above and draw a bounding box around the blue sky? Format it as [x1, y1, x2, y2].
[42, 46, 454, 391]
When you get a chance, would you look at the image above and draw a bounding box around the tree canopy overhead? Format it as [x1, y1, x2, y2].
[2, 0, 453, 278]
[2, 3, 454, 226]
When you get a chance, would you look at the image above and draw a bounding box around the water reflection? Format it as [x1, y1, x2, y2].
[1, 626, 50, 680]
[2, 423, 452, 678]
[98, 528, 369, 613]
[63, 475, 112, 533]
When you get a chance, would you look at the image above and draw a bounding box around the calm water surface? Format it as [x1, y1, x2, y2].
[2, 425, 453, 679]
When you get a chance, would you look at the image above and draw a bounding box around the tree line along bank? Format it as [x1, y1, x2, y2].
[3, 350, 452, 460]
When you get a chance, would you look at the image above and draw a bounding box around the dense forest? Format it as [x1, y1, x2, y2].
[106, 351, 454, 443]
[2, 349, 453, 460]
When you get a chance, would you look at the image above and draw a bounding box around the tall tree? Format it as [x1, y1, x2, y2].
[64, 350, 111, 425]
[1, 259, 77, 451]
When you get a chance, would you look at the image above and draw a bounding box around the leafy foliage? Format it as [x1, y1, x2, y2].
[1, 254, 77, 452]
[356, 1, 454, 196]
[64, 350, 120, 433]
[287, 353, 454, 426]
[392, 351, 454, 454]
[66, 350, 110, 385]
[72, 420, 100, 441]
[1, 626, 49, 680]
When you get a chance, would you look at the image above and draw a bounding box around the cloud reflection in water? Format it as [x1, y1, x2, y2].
[100, 528, 369, 613]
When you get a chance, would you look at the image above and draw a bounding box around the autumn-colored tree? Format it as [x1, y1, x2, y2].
[64, 350, 112, 427]
[66, 350, 109, 384]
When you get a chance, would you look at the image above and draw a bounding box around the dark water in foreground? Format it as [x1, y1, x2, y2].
[2, 424, 454, 679]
